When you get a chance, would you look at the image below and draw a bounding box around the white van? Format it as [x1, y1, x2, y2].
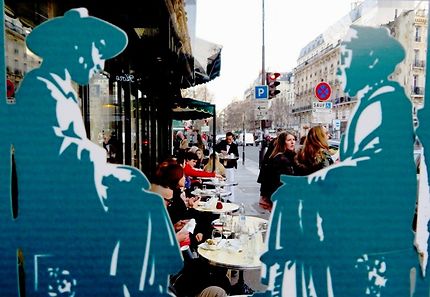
[238, 133, 255, 146]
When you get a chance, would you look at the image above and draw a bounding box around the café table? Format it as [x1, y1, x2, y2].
[218, 154, 240, 162]
[203, 179, 239, 187]
[212, 216, 268, 232]
[198, 218, 267, 295]
[194, 201, 239, 214]
[191, 188, 232, 199]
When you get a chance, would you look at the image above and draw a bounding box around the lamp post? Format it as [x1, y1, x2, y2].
[259, 0, 266, 167]
[242, 113, 245, 165]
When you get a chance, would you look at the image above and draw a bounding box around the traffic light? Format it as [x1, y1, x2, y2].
[266, 72, 281, 99]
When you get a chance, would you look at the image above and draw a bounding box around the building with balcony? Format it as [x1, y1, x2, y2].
[387, 8, 427, 114]
[4, 13, 41, 87]
[291, 0, 427, 138]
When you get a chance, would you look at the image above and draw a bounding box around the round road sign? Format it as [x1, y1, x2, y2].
[315, 82, 331, 101]
[7, 79, 14, 97]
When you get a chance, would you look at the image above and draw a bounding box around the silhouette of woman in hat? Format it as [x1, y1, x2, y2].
[259, 25, 423, 297]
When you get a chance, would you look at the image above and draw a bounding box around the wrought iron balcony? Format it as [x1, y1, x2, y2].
[413, 60, 425, 68]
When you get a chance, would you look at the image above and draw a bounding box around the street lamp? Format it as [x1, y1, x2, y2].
[242, 113, 245, 165]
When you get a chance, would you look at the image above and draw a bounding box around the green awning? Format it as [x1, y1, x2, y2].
[172, 97, 215, 120]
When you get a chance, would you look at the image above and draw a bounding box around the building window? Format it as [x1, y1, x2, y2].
[414, 49, 419, 65]
[413, 75, 419, 94]
[413, 75, 418, 87]
[415, 26, 421, 42]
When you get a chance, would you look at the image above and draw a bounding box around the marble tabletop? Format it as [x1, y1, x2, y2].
[191, 188, 232, 198]
[198, 234, 265, 269]
[194, 201, 239, 214]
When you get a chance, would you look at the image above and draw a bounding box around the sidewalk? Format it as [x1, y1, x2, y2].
[228, 158, 270, 293]
[233, 157, 271, 221]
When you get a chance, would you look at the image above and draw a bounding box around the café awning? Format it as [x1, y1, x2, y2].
[193, 37, 222, 85]
[171, 97, 217, 171]
[171, 97, 215, 120]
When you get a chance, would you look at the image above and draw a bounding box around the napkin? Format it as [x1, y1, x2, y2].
[182, 219, 196, 233]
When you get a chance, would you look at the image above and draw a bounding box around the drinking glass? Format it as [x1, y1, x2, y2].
[202, 184, 207, 191]
[219, 213, 227, 225]
[222, 221, 232, 239]
[211, 228, 222, 245]
[222, 214, 234, 245]
[215, 185, 221, 197]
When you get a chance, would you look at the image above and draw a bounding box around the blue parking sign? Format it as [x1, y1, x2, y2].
[255, 85, 268, 100]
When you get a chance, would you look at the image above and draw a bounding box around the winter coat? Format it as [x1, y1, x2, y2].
[259, 150, 296, 198]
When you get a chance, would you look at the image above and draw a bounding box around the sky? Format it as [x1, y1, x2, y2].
[196, 0, 353, 110]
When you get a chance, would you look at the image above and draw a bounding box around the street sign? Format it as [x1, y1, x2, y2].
[255, 85, 268, 100]
[333, 119, 341, 130]
[312, 102, 332, 109]
[313, 108, 331, 113]
[256, 111, 267, 120]
[314, 82, 331, 101]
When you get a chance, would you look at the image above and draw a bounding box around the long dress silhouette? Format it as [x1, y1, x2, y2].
[0, 8, 182, 296]
[259, 25, 424, 297]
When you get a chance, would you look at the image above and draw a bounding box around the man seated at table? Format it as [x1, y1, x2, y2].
[214, 132, 239, 169]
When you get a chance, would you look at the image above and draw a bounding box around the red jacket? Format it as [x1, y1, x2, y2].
[184, 163, 216, 178]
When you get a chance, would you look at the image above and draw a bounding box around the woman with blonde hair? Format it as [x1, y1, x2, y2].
[203, 153, 225, 177]
[294, 125, 333, 176]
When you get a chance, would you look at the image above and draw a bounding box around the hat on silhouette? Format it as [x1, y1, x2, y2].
[26, 8, 127, 60]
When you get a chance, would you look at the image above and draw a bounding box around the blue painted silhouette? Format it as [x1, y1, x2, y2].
[258, 26, 426, 296]
[416, 2, 430, 287]
[0, 8, 182, 296]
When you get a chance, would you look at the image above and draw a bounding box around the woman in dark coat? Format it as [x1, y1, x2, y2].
[259, 131, 297, 210]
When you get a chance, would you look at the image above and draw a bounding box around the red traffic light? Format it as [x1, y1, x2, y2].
[268, 72, 281, 81]
[266, 72, 281, 99]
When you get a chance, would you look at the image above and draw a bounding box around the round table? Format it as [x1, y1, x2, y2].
[219, 156, 239, 161]
[197, 237, 264, 270]
[198, 224, 266, 295]
[195, 201, 239, 214]
[212, 216, 268, 231]
[203, 180, 239, 187]
[191, 188, 232, 199]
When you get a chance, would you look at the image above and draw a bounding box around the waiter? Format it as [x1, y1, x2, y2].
[215, 132, 239, 202]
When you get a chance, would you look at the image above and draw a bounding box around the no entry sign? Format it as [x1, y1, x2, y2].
[315, 82, 331, 101]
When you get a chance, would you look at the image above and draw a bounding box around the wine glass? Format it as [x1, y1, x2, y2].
[215, 185, 222, 201]
[222, 214, 233, 245]
[211, 228, 222, 245]
[222, 223, 232, 239]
